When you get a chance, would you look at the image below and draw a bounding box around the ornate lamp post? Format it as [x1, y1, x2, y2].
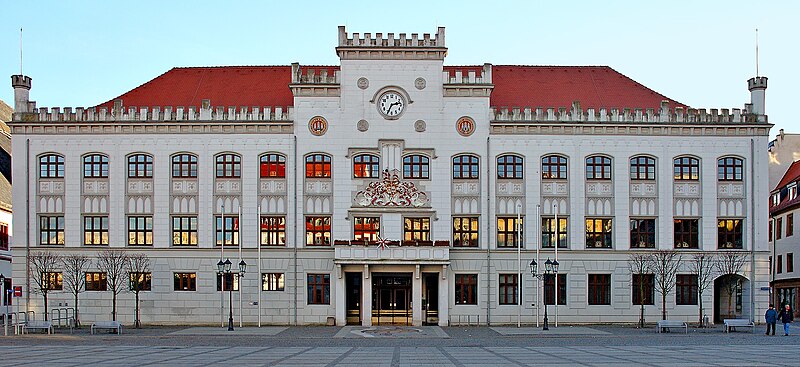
[218, 258, 246, 331]
[530, 258, 559, 331]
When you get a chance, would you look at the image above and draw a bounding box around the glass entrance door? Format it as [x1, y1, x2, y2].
[345, 272, 361, 325]
[372, 273, 412, 325]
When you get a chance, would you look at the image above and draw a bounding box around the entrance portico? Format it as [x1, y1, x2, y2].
[334, 246, 449, 326]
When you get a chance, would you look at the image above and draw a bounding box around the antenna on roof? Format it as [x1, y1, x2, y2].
[19, 27, 23, 75]
[755, 28, 759, 77]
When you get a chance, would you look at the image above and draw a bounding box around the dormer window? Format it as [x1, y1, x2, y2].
[789, 184, 797, 200]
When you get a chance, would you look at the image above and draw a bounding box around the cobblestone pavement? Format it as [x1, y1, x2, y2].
[3, 325, 799, 366]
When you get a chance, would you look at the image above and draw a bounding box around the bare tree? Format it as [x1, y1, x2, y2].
[650, 250, 682, 321]
[96, 249, 129, 321]
[716, 251, 748, 319]
[687, 253, 716, 327]
[126, 253, 151, 328]
[28, 251, 63, 321]
[627, 252, 652, 328]
[61, 254, 91, 327]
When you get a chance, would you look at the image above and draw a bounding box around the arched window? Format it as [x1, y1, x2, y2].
[306, 154, 332, 178]
[39, 154, 65, 178]
[83, 154, 109, 178]
[585, 156, 612, 180]
[353, 154, 380, 178]
[215, 154, 241, 178]
[172, 154, 198, 178]
[718, 157, 743, 181]
[541, 155, 567, 179]
[453, 155, 479, 179]
[497, 155, 523, 179]
[403, 155, 429, 179]
[630, 156, 656, 180]
[128, 154, 153, 178]
[260, 153, 286, 178]
[674, 156, 700, 181]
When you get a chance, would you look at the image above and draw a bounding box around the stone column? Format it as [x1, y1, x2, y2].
[412, 265, 423, 326]
[362, 265, 372, 326]
[335, 265, 346, 326]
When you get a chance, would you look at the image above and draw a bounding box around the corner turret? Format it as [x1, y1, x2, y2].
[747, 76, 767, 115]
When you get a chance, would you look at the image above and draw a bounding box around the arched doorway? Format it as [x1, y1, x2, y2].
[713, 274, 749, 323]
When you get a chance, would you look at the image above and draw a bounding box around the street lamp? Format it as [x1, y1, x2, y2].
[530, 258, 559, 331]
[217, 258, 246, 331]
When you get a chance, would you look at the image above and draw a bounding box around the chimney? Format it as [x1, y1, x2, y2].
[747, 76, 768, 115]
[11, 74, 32, 113]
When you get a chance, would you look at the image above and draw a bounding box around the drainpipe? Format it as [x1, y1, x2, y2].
[25, 139, 30, 312]
[750, 138, 756, 323]
[486, 137, 491, 326]
[293, 136, 298, 326]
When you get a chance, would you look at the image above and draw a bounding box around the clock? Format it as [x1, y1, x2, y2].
[378, 91, 405, 119]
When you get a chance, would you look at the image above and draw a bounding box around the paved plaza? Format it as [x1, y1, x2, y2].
[3, 325, 799, 366]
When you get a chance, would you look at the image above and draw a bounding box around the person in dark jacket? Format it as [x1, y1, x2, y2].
[765, 304, 778, 335]
[778, 304, 794, 336]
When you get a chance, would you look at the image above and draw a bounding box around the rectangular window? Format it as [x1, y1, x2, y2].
[788, 214, 794, 237]
[353, 217, 380, 242]
[718, 219, 743, 249]
[174, 273, 197, 291]
[39, 216, 65, 245]
[585, 218, 612, 248]
[129, 272, 152, 291]
[260, 216, 286, 246]
[42, 272, 63, 290]
[215, 216, 239, 247]
[674, 219, 699, 249]
[631, 274, 654, 305]
[498, 274, 518, 305]
[262, 273, 285, 291]
[778, 255, 783, 273]
[588, 274, 611, 305]
[630, 218, 656, 248]
[454, 274, 478, 305]
[307, 274, 330, 304]
[788, 253, 794, 273]
[453, 217, 479, 247]
[83, 216, 109, 246]
[172, 216, 198, 246]
[544, 274, 567, 305]
[676, 274, 698, 305]
[216, 273, 240, 291]
[497, 217, 522, 248]
[127, 216, 153, 246]
[777, 217, 783, 240]
[404, 217, 431, 242]
[85, 272, 108, 291]
[0, 223, 8, 251]
[769, 219, 774, 242]
[541, 217, 567, 248]
[306, 216, 331, 246]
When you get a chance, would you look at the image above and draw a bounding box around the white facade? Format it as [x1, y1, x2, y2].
[9, 27, 772, 326]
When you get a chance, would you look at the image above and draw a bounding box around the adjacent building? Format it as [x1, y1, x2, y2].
[0, 99, 12, 298]
[8, 27, 772, 326]
[770, 160, 800, 315]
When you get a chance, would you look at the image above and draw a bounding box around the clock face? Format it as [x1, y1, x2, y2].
[378, 91, 405, 118]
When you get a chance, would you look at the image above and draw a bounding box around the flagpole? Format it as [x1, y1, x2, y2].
[257, 205, 262, 327]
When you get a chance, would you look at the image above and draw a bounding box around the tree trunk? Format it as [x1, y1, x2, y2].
[74, 292, 80, 327]
[112, 293, 117, 321]
[640, 303, 645, 328]
[135, 291, 140, 329]
[43, 295, 49, 321]
[638, 283, 645, 328]
[698, 290, 704, 327]
[662, 293, 667, 320]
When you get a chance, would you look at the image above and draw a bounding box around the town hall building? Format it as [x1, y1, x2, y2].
[9, 27, 772, 326]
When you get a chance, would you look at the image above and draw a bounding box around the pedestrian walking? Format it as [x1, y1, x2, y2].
[765, 304, 778, 335]
[778, 304, 794, 336]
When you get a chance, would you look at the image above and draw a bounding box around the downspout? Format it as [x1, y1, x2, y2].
[485, 137, 491, 326]
[25, 139, 30, 312]
[750, 138, 756, 323]
[293, 136, 298, 326]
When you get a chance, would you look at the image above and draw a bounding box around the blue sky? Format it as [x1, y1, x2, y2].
[1, 0, 796, 136]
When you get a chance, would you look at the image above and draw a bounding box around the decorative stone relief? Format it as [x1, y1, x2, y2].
[172, 180, 198, 195]
[586, 182, 613, 196]
[455, 116, 475, 137]
[127, 180, 153, 195]
[305, 180, 333, 195]
[630, 182, 657, 197]
[497, 180, 525, 195]
[452, 181, 480, 196]
[215, 180, 242, 195]
[414, 120, 426, 132]
[308, 116, 328, 136]
[452, 197, 480, 214]
[674, 183, 701, 197]
[83, 180, 109, 195]
[357, 119, 369, 132]
[259, 179, 287, 195]
[357, 77, 369, 90]
[354, 169, 429, 208]
[38, 180, 65, 195]
[414, 77, 426, 90]
[718, 183, 745, 198]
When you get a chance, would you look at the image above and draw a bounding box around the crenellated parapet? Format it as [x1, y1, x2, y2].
[336, 26, 447, 60]
[290, 63, 340, 97]
[443, 64, 493, 97]
[13, 98, 293, 123]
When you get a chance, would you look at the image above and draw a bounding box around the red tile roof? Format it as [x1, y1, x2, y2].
[96, 65, 686, 112]
[775, 160, 800, 191]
